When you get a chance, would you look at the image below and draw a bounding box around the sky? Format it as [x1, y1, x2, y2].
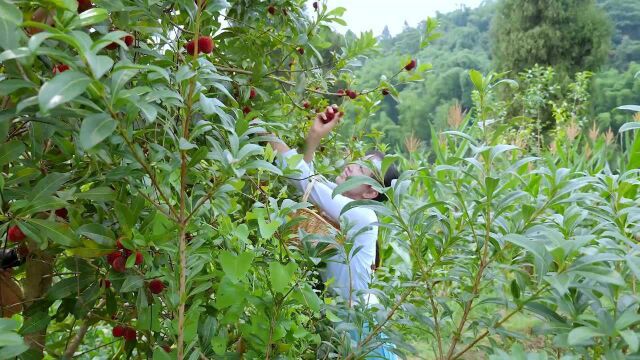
[308, 0, 485, 36]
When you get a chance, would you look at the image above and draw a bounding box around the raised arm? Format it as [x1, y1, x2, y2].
[268, 105, 343, 162]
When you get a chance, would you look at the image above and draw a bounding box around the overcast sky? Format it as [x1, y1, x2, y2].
[308, 0, 485, 36]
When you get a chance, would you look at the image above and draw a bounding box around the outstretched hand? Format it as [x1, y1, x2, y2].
[309, 104, 343, 140]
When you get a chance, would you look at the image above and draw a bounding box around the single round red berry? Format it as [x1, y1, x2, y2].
[249, 87, 257, 100]
[112, 256, 126, 273]
[336, 89, 345, 96]
[52, 64, 70, 75]
[162, 345, 171, 353]
[134, 252, 143, 265]
[112, 325, 125, 337]
[7, 226, 25, 243]
[267, 5, 276, 15]
[123, 327, 136, 341]
[404, 59, 417, 71]
[242, 106, 251, 115]
[197, 36, 214, 54]
[149, 279, 165, 294]
[297, 47, 304, 55]
[346, 90, 357, 99]
[124, 34, 134, 47]
[382, 88, 390, 96]
[185, 40, 196, 55]
[303, 101, 310, 109]
[106, 251, 121, 265]
[78, 0, 93, 13]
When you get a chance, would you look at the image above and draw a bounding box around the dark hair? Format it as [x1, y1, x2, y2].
[365, 150, 400, 202]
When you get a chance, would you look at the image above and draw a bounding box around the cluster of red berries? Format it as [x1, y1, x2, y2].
[242, 87, 258, 115]
[185, 36, 214, 56]
[336, 89, 358, 99]
[112, 325, 137, 341]
[106, 240, 143, 273]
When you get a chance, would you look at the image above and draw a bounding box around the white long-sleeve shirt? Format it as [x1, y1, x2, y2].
[277, 149, 378, 302]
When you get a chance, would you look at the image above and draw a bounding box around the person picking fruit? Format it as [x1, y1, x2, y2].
[267, 104, 399, 359]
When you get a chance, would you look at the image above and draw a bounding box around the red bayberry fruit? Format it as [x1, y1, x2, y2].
[346, 90, 357, 99]
[303, 101, 310, 109]
[149, 279, 165, 294]
[52, 64, 70, 75]
[134, 252, 143, 265]
[162, 345, 171, 352]
[313, 1, 318, 11]
[297, 47, 304, 55]
[404, 59, 416, 71]
[249, 87, 257, 100]
[106, 251, 121, 265]
[185, 40, 195, 55]
[242, 106, 251, 115]
[336, 89, 345, 96]
[7, 226, 25, 243]
[123, 327, 136, 341]
[112, 256, 126, 273]
[382, 88, 389, 96]
[124, 34, 134, 47]
[54, 208, 68, 219]
[322, 107, 339, 124]
[106, 41, 119, 50]
[197, 36, 214, 54]
[267, 5, 276, 15]
[102, 279, 111, 288]
[78, 0, 93, 13]
[112, 325, 125, 337]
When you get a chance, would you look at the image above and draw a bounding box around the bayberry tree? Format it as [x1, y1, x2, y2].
[0, 0, 428, 358]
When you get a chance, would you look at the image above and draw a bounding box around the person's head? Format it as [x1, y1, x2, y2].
[335, 150, 399, 201]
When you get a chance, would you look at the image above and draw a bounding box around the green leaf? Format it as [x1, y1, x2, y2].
[258, 217, 280, 239]
[153, 347, 172, 360]
[0, 1, 22, 26]
[120, 275, 144, 292]
[20, 312, 50, 335]
[619, 122, 640, 133]
[219, 250, 254, 284]
[77, 223, 115, 246]
[269, 262, 297, 293]
[79, 113, 117, 150]
[179, 137, 197, 150]
[568, 326, 603, 345]
[29, 173, 70, 202]
[244, 160, 283, 175]
[75, 186, 115, 201]
[0, 333, 23, 347]
[137, 102, 157, 123]
[24, 219, 78, 247]
[87, 55, 114, 79]
[0, 18, 19, 51]
[620, 330, 639, 353]
[38, 70, 91, 112]
[332, 175, 382, 198]
[617, 105, 640, 112]
[77, 8, 109, 27]
[0, 140, 24, 166]
[0, 343, 28, 359]
[469, 69, 484, 91]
